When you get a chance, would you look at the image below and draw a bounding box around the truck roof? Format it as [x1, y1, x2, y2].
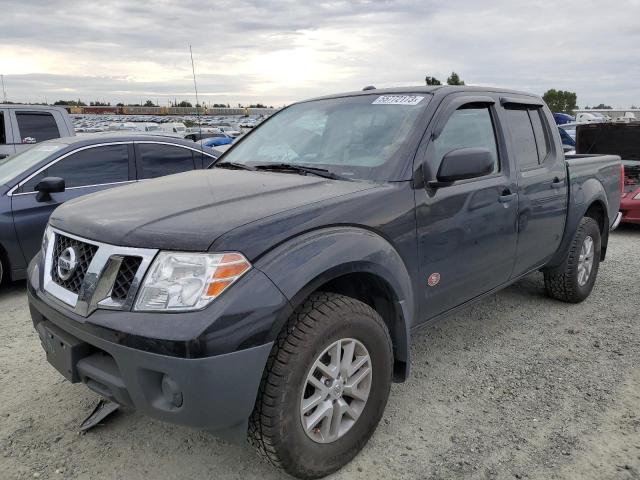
[0, 104, 69, 114]
[303, 85, 543, 103]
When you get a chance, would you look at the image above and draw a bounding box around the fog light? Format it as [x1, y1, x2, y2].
[161, 375, 183, 408]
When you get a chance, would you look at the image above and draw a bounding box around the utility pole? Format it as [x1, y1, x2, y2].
[1, 74, 7, 103]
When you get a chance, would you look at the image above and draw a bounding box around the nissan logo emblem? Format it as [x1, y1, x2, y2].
[57, 246, 78, 281]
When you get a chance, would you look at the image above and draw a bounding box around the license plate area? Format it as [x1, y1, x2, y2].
[36, 321, 93, 383]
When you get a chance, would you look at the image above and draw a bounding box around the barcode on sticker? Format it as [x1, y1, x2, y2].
[372, 95, 424, 106]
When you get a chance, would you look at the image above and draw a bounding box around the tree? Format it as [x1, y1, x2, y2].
[177, 100, 192, 107]
[446, 72, 465, 85]
[53, 99, 86, 106]
[542, 89, 577, 114]
[116, 102, 125, 107]
[144, 100, 156, 107]
[425, 76, 442, 86]
[592, 103, 612, 109]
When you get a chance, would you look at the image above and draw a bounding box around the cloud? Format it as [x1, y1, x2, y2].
[1, 0, 639, 107]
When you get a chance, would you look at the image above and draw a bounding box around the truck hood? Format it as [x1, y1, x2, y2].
[49, 169, 376, 251]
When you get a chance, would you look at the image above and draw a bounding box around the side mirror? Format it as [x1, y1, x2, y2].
[430, 147, 494, 187]
[35, 177, 65, 202]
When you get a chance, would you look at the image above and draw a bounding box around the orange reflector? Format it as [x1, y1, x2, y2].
[214, 262, 250, 279]
[206, 280, 233, 297]
[221, 253, 245, 263]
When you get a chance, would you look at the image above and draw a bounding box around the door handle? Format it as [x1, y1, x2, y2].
[498, 190, 517, 203]
[551, 177, 564, 189]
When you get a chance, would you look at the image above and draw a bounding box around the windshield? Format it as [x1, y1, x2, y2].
[0, 143, 63, 186]
[217, 94, 430, 181]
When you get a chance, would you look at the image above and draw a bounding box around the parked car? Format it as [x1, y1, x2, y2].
[214, 124, 242, 137]
[158, 122, 187, 135]
[0, 134, 217, 285]
[559, 126, 576, 148]
[576, 112, 609, 123]
[0, 105, 74, 159]
[553, 112, 574, 125]
[28, 86, 622, 479]
[199, 133, 234, 147]
[575, 122, 640, 224]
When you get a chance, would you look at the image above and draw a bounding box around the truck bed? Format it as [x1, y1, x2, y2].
[565, 154, 622, 229]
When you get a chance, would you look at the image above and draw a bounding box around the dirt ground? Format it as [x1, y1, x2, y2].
[1, 225, 639, 480]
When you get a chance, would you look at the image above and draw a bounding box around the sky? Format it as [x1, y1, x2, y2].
[1, 0, 639, 108]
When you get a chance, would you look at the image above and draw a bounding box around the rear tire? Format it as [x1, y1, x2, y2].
[248, 292, 393, 479]
[544, 217, 601, 303]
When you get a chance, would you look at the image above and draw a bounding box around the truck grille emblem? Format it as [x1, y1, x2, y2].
[57, 246, 78, 281]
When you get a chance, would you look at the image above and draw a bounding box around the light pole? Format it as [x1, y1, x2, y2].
[1, 74, 7, 103]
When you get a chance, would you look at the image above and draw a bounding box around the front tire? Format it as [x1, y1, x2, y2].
[249, 292, 393, 479]
[544, 216, 601, 303]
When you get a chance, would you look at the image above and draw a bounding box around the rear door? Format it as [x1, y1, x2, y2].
[499, 98, 568, 276]
[415, 93, 519, 319]
[0, 109, 16, 159]
[11, 143, 134, 264]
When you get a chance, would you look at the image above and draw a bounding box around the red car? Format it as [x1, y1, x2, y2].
[621, 162, 640, 224]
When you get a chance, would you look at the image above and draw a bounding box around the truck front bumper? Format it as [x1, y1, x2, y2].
[28, 278, 273, 442]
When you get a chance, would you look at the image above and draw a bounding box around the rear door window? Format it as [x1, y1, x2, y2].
[15, 112, 60, 143]
[504, 107, 539, 170]
[20, 144, 130, 191]
[137, 143, 196, 179]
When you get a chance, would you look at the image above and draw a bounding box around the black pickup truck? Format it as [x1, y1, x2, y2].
[27, 86, 622, 479]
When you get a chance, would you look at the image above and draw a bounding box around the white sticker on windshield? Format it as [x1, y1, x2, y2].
[372, 95, 424, 106]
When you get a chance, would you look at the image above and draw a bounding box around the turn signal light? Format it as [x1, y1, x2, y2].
[205, 255, 251, 298]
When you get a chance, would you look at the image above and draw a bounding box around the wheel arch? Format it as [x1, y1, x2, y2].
[256, 226, 415, 382]
[583, 199, 609, 260]
[546, 178, 611, 268]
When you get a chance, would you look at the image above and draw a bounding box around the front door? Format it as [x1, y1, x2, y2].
[415, 95, 518, 321]
[11, 143, 134, 265]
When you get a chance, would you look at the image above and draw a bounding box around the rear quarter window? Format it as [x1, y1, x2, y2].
[0, 112, 6, 144]
[16, 112, 60, 143]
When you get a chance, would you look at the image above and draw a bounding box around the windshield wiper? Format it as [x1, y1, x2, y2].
[214, 162, 257, 171]
[253, 163, 351, 181]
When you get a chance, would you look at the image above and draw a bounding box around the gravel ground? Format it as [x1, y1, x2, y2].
[1, 225, 639, 480]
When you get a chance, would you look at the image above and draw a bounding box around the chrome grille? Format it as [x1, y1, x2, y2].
[51, 234, 98, 294]
[111, 257, 142, 301]
[43, 228, 158, 317]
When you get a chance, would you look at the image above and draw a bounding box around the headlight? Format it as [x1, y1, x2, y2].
[134, 252, 251, 312]
[634, 192, 640, 200]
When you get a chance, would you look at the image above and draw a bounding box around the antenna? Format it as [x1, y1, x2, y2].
[189, 45, 203, 140]
[1, 74, 7, 103]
